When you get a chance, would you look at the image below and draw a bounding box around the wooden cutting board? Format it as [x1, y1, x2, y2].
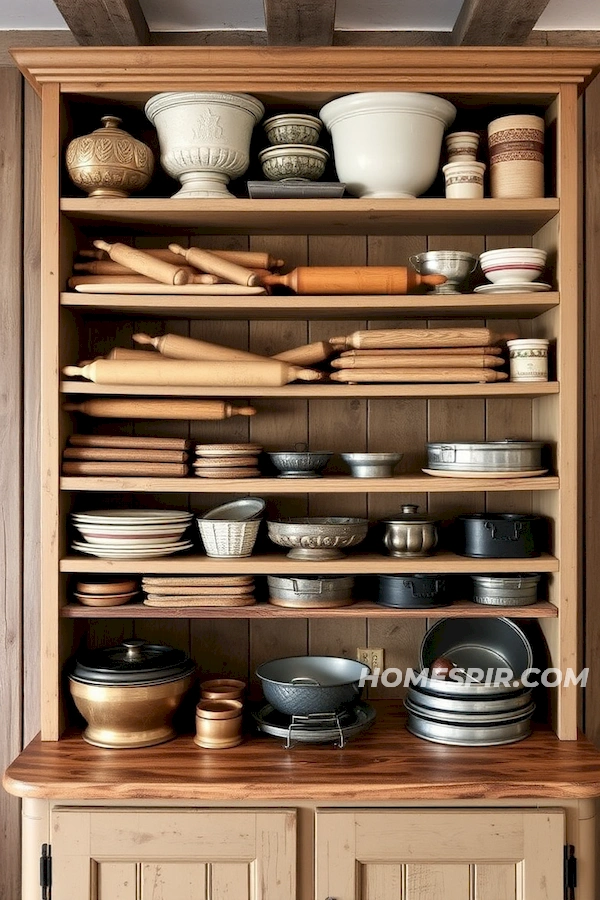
[192, 456, 259, 468]
[142, 576, 253, 587]
[330, 354, 504, 369]
[61, 461, 189, 476]
[143, 583, 255, 595]
[193, 467, 261, 478]
[74, 283, 267, 295]
[69, 434, 191, 450]
[143, 595, 256, 607]
[64, 447, 189, 462]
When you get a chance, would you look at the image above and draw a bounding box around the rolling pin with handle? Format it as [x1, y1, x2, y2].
[92, 240, 191, 286]
[63, 399, 257, 419]
[134, 332, 333, 368]
[68, 273, 218, 287]
[339, 346, 503, 358]
[331, 354, 504, 369]
[330, 327, 517, 350]
[169, 243, 260, 287]
[63, 359, 321, 386]
[79, 247, 284, 269]
[262, 266, 446, 294]
[331, 368, 509, 383]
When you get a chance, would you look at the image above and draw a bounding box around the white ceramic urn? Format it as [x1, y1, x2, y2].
[320, 92, 456, 199]
[145, 91, 265, 198]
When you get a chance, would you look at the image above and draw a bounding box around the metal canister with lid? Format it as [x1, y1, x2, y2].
[382, 504, 438, 558]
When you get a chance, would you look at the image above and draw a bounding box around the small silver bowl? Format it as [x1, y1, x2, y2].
[341, 452, 403, 478]
[267, 517, 368, 560]
[263, 114, 323, 146]
[258, 144, 329, 182]
[268, 444, 333, 478]
[409, 250, 477, 294]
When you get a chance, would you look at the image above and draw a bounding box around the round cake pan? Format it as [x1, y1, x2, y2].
[471, 574, 540, 606]
[420, 617, 533, 681]
[426, 440, 543, 472]
[406, 710, 533, 746]
[405, 697, 535, 725]
[407, 686, 533, 715]
[414, 672, 526, 698]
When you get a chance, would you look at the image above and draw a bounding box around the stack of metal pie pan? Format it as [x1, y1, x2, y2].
[405, 617, 536, 747]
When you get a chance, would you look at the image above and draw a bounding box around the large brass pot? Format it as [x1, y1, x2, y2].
[69, 674, 194, 749]
[66, 115, 154, 198]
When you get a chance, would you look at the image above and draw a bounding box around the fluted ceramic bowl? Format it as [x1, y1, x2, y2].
[264, 114, 322, 145]
[258, 144, 329, 182]
[267, 517, 368, 560]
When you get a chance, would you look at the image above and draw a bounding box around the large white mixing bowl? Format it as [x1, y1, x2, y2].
[145, 91, 265, 198]
[320, 92, 456, 199]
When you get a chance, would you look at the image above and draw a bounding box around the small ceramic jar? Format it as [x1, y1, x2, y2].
[507, 338, 549, 382]
[442, 161, 486, 199]
[382, 505, 438, 558]
[194, 699, 243, 749]
[445, 131, 480, 161]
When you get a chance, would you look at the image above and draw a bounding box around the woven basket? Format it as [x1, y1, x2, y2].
[488, 114, 544, 199]
[197, 518, 260, 558]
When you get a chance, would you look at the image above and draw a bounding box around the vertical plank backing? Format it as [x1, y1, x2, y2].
[0, 65, 23, 900]
[23, 83, 42, 746]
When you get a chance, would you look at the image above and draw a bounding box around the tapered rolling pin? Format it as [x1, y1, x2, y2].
[73, 261, 218, 283]
[69, 434, 191, 450]
[274, 341, 334, 365]
[63, 399, 256, 419]
[92, 240, 190, 286]
[339, 346, 503, 358]
[80, 248, 284, 269]
[133, 332, 269, 364]
[106, 347, 160, 360]
[262, 267, 446, 294]
[330, 328, 517, 350]
[68, 273, 218, 287]
[331, 368, 509, 383]
[331, 354, 504, 369]
[169, 243, 260, 287]
[63, 359, 321, 386]
[63, 447, 189, 462]
[62, 461, 189, 476]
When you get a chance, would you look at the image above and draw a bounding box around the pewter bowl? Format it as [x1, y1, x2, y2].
[267, 447, 333, 478]
[409, 250, 477, 294]
[267, 517, 368, 560]
[341, 452, 403, 478]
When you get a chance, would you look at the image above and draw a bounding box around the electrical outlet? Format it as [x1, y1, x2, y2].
[356, 647, 384, 671]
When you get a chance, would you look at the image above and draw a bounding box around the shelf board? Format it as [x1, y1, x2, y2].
[60, 291, 559, 320]
[59, 197, 560, 235]
[60, 599, 557, 619]
[60, 381, 560, 399]
[60, 474, 559, 493]
[59, 551, 559, 575]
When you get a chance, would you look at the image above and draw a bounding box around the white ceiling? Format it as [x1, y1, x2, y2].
[1, 0, 600, 33]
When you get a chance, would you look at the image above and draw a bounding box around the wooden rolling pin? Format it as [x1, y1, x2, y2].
[93, 240, 190, 286]
[330, 328, 517, 350]
[331, 368, 509, 383]
[63, 447, 189, 462]
[274, 341, 334, 365]
[63, 400, 256, 419]
[331, 354, 504, 369]
[133, 332, 268, 364]
[69, 434, 191, 450]
[262, 266, 446, 294]
[339, 346, 503, 358]
[80, 248, 284, 269]
[62, 461, 189, 476]
[169, 243, 259, 287]
[68, 273, 218, 287]
[106, 348, 160, 360]
[63, 359, 321, 386]
[73, 261, 219, 283]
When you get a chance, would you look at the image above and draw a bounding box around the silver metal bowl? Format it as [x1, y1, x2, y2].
[267, 445, 333, 478]
[341, 452, 403, 478]
[407, 686, 533, 715]
[267, 517, 368, 560]
[256, 655, 370, 715]
[267, 575, 355, 608]
[409, 250, 478, 294]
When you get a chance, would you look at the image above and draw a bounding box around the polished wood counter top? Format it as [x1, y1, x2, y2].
[5, 704, 600, 801]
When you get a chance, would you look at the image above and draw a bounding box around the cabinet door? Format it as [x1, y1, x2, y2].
[316, 809, 565, 900]
[51, 807, 296, 900]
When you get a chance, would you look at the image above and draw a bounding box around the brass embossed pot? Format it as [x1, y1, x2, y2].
[68, 639, 195, 748]
[66, 116, 154, 198]
[382, 504, 438, 558]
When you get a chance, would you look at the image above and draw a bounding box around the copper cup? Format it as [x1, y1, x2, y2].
[194, 699, 243, 749]
[200, 678, 246, 701]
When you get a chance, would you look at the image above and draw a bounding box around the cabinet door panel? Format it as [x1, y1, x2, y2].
[317, 809, 564, 900]
[51, 807, 295, 900]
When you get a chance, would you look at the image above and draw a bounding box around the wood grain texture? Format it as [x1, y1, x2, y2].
[5, 705, 600, 800]
[452, 0, 551, 46]
[52, 0, 150, 45]
[0, 66, 23, 900]
[264, 0, 336, 46]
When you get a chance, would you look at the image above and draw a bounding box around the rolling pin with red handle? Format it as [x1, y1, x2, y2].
[262, 266, 446, 294]
[79, 247, 284, 269]
[92, 240, 190, 286]
[169, 243, 260, 287]
[330, 328, 517, 350]
[63, 399, 256, 419]
[63, 359, 321, 386]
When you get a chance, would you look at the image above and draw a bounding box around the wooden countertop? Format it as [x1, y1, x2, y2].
[5, 704, 600, 801]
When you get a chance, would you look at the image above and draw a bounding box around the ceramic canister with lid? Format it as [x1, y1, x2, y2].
[68, 639, 195, 748]
[382, 505, 438, 558]
[507, 339, 549, 382]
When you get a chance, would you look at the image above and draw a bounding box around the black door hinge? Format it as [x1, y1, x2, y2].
[40, 844, 51, 900]
[564, 844, 577, 900]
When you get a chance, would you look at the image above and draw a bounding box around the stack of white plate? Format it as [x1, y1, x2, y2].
[71, 509, 194, 558]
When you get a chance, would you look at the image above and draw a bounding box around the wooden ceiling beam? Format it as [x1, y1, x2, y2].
[452, 0, 551, 45]
[263, 0, 336, 46]
[51, 0, 150, 46]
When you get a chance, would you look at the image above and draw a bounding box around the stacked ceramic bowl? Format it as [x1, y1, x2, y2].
[197, 498, 264, 559]
[406, 618, 536, 746]
[193, 443, 263, 479]
[476, 247, 550, 293]
[71, 509, 194, 558]
[259, 114, 329, 183]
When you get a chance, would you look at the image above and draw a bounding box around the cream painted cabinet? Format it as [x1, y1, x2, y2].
[50, 807, 296, 900]
[316, 809, 565, 900]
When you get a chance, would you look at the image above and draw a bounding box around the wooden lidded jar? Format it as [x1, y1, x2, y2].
[66, 115, 154, 198]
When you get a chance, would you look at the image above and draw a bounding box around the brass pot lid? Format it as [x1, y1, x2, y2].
[383, 504, 437, 525]
[70, 639, 195, 685]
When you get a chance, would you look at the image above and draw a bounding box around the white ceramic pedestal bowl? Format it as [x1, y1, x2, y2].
[145, 91, 265, 198]
[319, 92, 456, 199]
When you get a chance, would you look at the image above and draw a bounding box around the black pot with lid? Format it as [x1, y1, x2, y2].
[70, 639, 196, 686]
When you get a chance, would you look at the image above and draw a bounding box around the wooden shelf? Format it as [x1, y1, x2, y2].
[59, 551, 559, 575]
[59, 197, 560, 235]
[60, 474, 560, 493]
[61, 291, 559, 320]
[60, 600, 558, 619]
[61, 381, 560, 399]
[6, 703, 600, 802]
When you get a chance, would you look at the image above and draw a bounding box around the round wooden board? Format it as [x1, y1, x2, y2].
[194, 468, 261, 478]
[76, 578, 138, 595]
[143, 583, 255, 596]
[422, 468, 548, 479]
[142, 576, 254, 587]
[193, 456, 259, 468]
[73, 591, 138, 607]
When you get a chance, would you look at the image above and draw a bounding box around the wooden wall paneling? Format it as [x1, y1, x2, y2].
[23, 83, 42, 748]
[0, 66, 23, 900]
[584, 73, 600, 745]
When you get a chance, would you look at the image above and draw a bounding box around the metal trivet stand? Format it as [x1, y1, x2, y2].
[285, 711, 346, 749]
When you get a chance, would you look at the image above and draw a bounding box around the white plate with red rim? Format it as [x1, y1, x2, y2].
[474, 282, 552, 294]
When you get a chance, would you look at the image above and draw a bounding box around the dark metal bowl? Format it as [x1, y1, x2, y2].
[256, 655, 370, 716]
